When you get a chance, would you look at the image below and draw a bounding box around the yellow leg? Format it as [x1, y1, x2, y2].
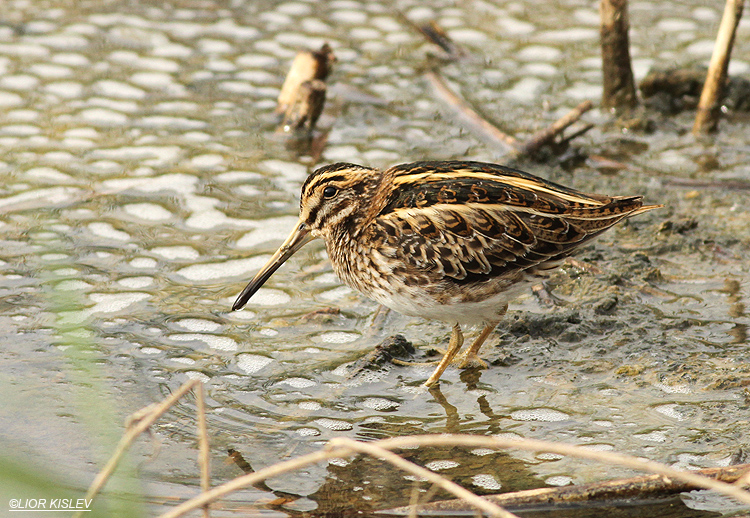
[456, 306, 506, 369]
[422, 323, 463, 388]
[456, 323, 496, 368]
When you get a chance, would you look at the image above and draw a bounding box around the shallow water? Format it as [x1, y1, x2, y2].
[0, 0, 749, 516]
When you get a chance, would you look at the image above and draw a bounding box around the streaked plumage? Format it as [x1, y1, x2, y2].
[233, 160, 661, 387]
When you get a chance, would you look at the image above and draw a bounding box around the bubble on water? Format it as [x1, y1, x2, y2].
[296, 428, 320, 436]
[150, 246, 199, 260]
[249, 288, 292, 306]
[25, 167, 73, 183]
[171, 333, 238, 351]
[185, 371, 210, 382]
[170, 357, 196, 365]
[89, 292, 150, 313]
[655, 404, 686, 421]
[635, 431, 668, 443]
[41, 253, 69, 261]
[510, 408, 570, 422]
[176, 256, 271, 282]
[537, 452, 564, 460]
[328, 457, 349, 467]
[318, 286, 352, 302]
[176, 318, 221, 332]
[1, 75, 40, 90]
[686, 39, 715, 56]
[236, 216, 299, 248]
[1, 124, 41, 136]
[471, 474, 502, 491]
[88, 222, 130, 241]
[94, 79, 146, 99]
[580, 443, 614, 452]
[277, 377, 316, 389]
[123, 203, 173, 221]
[314, 418, 352, 431]
[424, 460, 460, 471]
[471, 448, 495, 457]
[140, 347, 162, 355]
[298, 401, 321, 411]
[55, 280, 92, 291]
[130, 257, 157, 268]
[361, 397, 399, 411]
[79, 108, 128, 126]
[546, 476, 573, 486]
[654, 383, 691, 394]
[236, 354, 273, 374]
[0, 91, 23, 107]
[190, 154, 224, 169]
[117, 276, 154, 289]
[318, 332, 358, 344]
[215, 171, 261, 183]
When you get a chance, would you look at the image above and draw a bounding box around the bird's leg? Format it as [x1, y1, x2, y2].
[422, 323, 464, 388]
[455, 323, 495, 369]
[456, 305, 507, 369]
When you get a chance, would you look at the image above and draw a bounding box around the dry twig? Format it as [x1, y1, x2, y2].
[74, 380, 207, 518]
[426, 69, 521, 153]
[426, 70, 593, 158]
[517, 101, 594, 156]
[196, 382, 211, 518]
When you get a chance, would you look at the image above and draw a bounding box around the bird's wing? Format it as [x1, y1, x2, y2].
[367, 161, 650, 283]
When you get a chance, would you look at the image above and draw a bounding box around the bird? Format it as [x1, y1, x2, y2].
[233, 160, 661, 388]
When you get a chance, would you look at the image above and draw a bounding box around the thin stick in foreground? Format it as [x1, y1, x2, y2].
[74, 379, 201, 518]
[196, 382, 211, 518]
[692, 0, 745, 134]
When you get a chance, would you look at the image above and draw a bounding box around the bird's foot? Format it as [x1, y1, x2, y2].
[455, 352, 489, 369]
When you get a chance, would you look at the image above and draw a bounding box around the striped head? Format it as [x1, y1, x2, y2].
[299, 163, 386, 238]
[232, 163, 385, 310]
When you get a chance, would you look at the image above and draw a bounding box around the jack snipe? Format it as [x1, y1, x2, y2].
[233, 161, 660, 387]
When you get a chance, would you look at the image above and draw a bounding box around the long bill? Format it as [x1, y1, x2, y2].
[232, 220, 313, 311]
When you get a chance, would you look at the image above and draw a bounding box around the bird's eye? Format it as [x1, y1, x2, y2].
[323, 186, 338, 198]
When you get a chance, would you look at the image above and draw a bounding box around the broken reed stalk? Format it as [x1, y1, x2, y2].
[425, 69, 521, 153]
[692, 0, 745, 134]
[600, 0, 638, 112]
[279, 79, 327, 133]
[155, 434, 750, 518]
[517, 101, 593, 156]
[73, 379, 205, 518]
[276, 43, 334, 135]
[276, 43, 334, 114]
[426, 70, 593, 157]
